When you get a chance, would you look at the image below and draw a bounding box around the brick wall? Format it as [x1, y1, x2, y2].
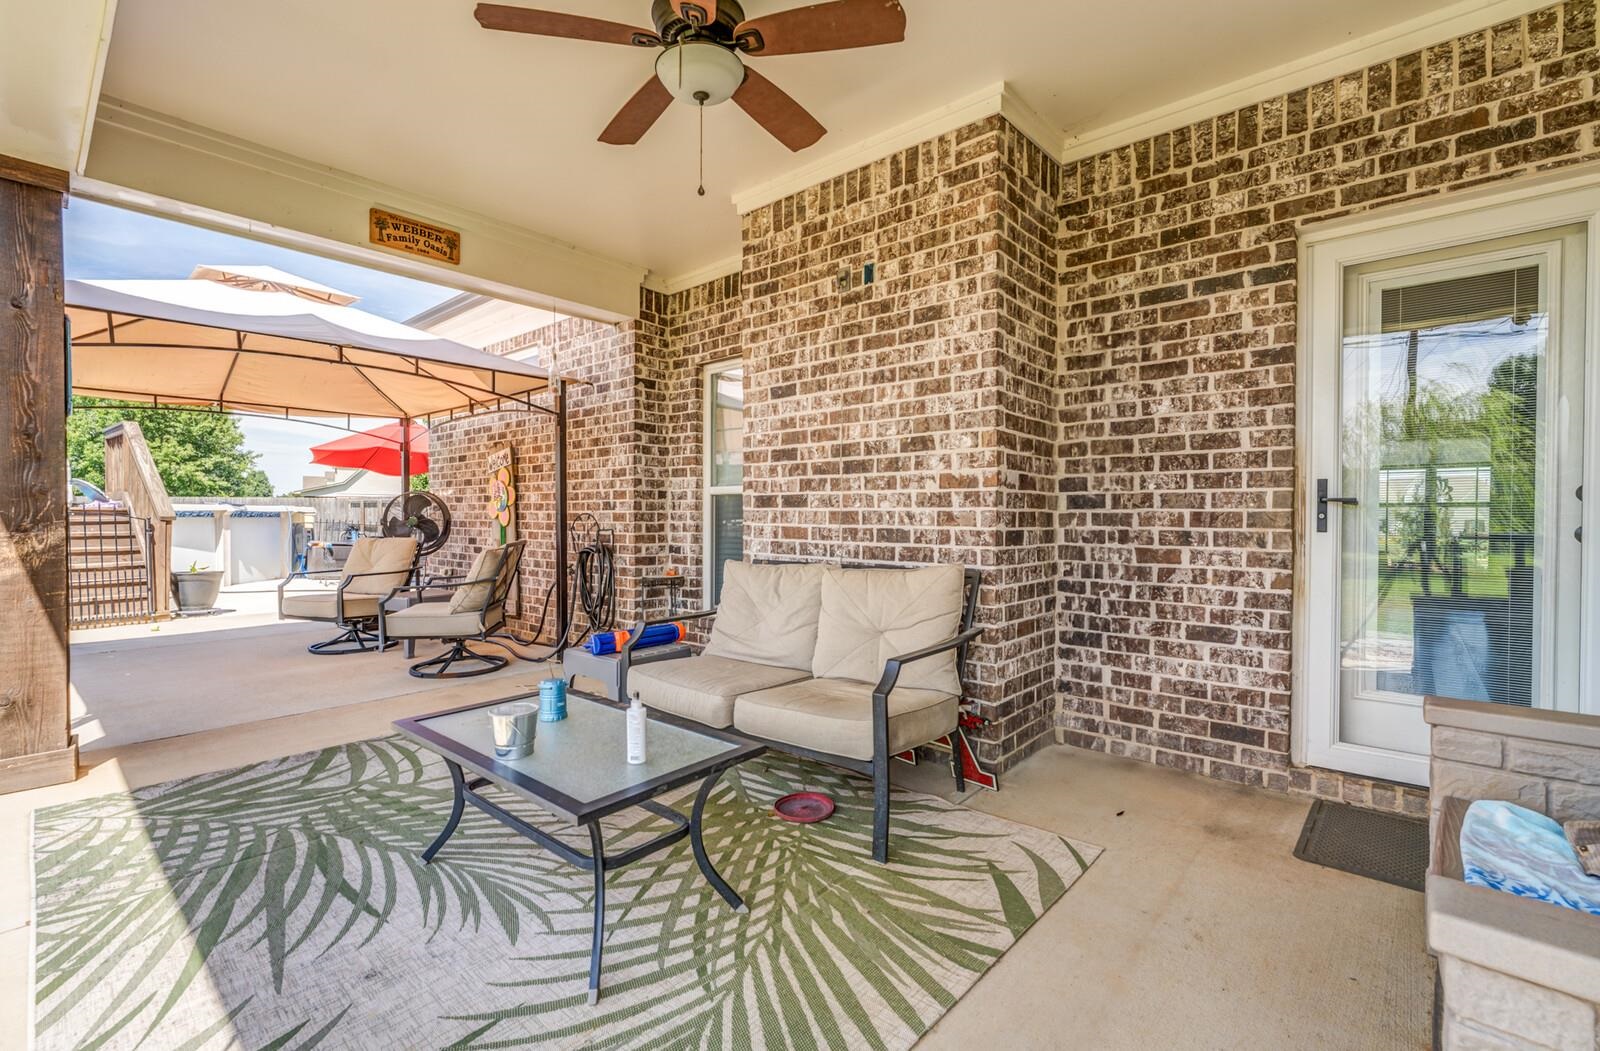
[429, 314, 662, 641]
[660, 275, 744, 617]
[428, 0, 1600, 793]
[740, 117, 1060, 764]
[1054, 0, 1600, 810]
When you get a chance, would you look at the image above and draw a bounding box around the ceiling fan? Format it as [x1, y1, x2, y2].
[474, 1, 907, 153]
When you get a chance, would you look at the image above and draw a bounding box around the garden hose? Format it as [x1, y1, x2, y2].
[486, 513, 616, 660]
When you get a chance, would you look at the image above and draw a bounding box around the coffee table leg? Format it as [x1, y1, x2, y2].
[587, 821, 606, 1006]
[422, 760, 466, 864]
[691, 767, 748, 914]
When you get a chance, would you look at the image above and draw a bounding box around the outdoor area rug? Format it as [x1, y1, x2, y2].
[31, 737, 1099, 1050]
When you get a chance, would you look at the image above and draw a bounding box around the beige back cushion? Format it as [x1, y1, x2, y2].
[449, 546, 507, 613]
[811, 564, 966, 694]
[703, 561, 827, 671]
[342, 537, 417, 596]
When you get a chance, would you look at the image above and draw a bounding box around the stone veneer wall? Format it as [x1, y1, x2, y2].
[1425, 697, 1600, 1051]
[1055, 0, 1600, 811]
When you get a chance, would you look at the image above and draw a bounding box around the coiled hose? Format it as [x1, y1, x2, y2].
[488, 513, 616, 659]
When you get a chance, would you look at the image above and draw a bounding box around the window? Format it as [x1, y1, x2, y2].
[704, 361, 744, 605]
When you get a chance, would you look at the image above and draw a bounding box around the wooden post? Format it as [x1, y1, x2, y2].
[0, 155, 76, 793]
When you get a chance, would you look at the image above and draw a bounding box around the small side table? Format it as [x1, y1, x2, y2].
[562, 641, 691, 701]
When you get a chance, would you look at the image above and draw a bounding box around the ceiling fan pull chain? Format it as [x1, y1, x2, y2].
[697, 92, 707, 197]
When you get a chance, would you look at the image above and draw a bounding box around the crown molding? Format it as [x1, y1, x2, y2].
[1059, 0, 1552, 162]
[645, 254, 743, 295]
[84, 98, 648, 320]
[730, 82, 1057, 215]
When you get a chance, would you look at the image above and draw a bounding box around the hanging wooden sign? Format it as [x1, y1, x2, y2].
[487, 446, 517, 546]
[369, 208, 461, 265]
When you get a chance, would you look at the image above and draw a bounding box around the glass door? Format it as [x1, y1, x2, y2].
[1326, 227, 1587, 777]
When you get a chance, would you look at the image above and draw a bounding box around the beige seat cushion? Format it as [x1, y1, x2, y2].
[449, 546, 507, 613]
[383, 602, 502, 639]
[281, 590, 380, 622]
[733, 678, 958, 761]
[630, 654, 811, 728]
[703, 561, 827, 672]
[342, 537, 418, 596]
[811, 565, 966, 694]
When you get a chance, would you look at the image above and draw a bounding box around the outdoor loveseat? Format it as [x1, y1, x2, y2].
[619, 560, 982, 863]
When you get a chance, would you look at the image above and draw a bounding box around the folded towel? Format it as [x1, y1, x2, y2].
[1461, 800, 1600, 915]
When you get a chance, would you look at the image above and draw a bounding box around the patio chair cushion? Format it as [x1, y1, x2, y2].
[280, 590, 381, 622]
[449, 546, 507, 614]
[733, 677, 958, 762]
[810, 564, 965, 694]
[383, 602, 503, 640]
[702, 561, 827, 672]
[342, 537, 418, 596]
[629, 654, 812, 728]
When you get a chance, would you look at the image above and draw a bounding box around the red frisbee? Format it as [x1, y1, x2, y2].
[773, 792, 835, 823]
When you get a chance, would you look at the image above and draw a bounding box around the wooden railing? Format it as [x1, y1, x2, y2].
[103, 421, 174, 619]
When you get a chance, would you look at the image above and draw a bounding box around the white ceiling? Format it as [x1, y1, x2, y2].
[99, 0, 1461, 286]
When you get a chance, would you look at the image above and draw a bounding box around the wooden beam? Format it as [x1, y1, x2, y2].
[0, 171, 75, 793]
[0, 153, 70, 195]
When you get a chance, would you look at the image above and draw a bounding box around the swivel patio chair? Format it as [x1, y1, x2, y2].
[277, 536, 420, 655]
[379, 540, 525, 678]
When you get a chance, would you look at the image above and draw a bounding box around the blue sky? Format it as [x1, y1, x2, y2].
[65, 199, 459, 492]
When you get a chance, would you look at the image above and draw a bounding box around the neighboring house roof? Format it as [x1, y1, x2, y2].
[407, 292, 562, 352]
[293, 468, 400, 497]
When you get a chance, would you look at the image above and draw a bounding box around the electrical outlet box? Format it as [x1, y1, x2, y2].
[863, 261, 875, 285]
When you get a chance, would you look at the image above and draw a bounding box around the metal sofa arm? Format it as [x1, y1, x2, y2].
[871, 626, 985, 701]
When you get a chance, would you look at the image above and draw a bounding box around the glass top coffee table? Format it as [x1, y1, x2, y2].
[394, 690, 765, 1004]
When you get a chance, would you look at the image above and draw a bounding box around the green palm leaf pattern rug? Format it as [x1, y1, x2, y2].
[32, 737, 1098, 1050]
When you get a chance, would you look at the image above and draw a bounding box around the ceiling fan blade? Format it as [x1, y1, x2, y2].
[732, 67, 825, 151]
[599, 77, 675, 145]
[474, 4, 661, 47]
[673, 2, 717, 27]
[734, 0, 904, 57]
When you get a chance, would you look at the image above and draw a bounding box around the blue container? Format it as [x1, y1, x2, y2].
[538, 678, 568, 722]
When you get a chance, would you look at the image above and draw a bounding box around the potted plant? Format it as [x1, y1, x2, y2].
[171, 560, 224, 612]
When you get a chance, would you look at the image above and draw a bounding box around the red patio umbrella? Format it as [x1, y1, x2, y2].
[309, 421, 429, 477]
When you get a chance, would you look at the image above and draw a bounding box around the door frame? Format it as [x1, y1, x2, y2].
[1293, 169, 1600, 786]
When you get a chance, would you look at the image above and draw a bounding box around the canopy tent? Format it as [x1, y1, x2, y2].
[64, 269, 555, 421]
[61, 266, 574, 649]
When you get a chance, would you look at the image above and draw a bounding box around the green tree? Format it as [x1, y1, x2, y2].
[68, 400, 273, 497]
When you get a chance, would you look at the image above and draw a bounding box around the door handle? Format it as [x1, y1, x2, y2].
[1316, 478, 1358, 533]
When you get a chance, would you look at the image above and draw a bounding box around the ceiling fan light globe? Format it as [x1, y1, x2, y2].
[655, 40, 744, 107]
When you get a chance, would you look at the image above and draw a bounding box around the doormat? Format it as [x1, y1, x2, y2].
[1294, 799, 1428, 892]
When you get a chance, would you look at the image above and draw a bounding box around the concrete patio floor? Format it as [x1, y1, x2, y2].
[3, 666, 1432, 1049]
